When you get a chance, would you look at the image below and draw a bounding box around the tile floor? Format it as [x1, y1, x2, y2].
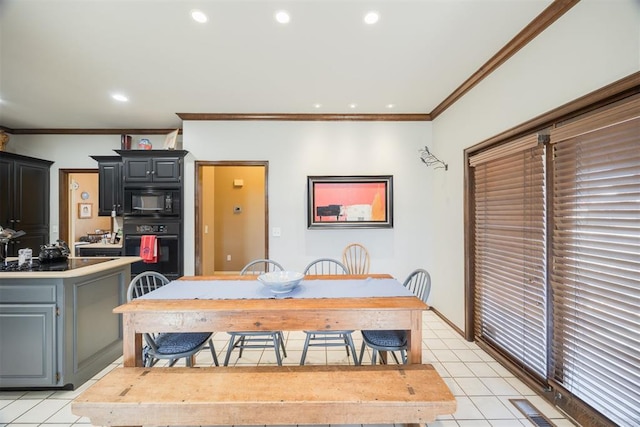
[0, 311, 578, 427]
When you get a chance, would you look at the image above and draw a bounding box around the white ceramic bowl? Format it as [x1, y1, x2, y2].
[258, 271, 304, 294]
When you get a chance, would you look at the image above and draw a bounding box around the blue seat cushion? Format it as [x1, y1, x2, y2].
[361, 330, 407, 347]
[153, 332, 211, 355]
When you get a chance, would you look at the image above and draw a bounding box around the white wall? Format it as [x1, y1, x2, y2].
[6, 0, 638, 332]
[428, 0, 640, 328]
[183, 120, 434, 281]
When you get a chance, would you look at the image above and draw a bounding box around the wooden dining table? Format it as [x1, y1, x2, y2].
[113, 274, 429, 367]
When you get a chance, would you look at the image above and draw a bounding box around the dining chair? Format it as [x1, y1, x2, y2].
[239, 258, 284, 275]
[299, 258, 359, 365]
[358, 268, 431, 365]
[224, 259, 287, 366]
[127, 271, 219, 367]
[342, 243, 370, 274]
[302, 257, 349, 275]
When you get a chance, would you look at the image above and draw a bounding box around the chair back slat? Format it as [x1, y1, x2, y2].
[127, 271, 170, 301]
[342, 243, 370, 274]
[402, 269, 431, 303]
[240, 259, 284, 275]
[303, 258, 348, 275]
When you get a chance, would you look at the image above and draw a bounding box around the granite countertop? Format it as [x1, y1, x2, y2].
[0, 256, 141, 279]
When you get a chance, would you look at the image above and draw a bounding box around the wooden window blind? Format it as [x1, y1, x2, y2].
[470, 135, 548, 380]
[549, 98, 640, 426]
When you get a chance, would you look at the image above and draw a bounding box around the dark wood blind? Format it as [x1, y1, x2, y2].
[471, 136, 548, 380]
[549, 98, 640, 426]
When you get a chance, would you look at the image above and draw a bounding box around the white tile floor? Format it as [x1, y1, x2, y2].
[0, 311, 578, 427]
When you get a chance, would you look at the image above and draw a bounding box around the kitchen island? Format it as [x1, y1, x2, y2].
[0, 257, 139, 390]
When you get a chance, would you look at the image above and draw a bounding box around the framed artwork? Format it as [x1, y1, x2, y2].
[78, 203, 92, 219]
[307, 175, 393, 229]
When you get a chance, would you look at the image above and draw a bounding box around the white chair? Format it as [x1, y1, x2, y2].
[299, 258, 359, 365]
[359, 268, 431, 364]
[224, 259, 287, 366]
[127, 271, 219, 367]
[342, 243, 370, 274]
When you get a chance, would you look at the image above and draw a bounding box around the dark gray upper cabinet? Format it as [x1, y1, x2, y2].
[116, 150, 188, 187]
[0, 152, 53, 256]
[90, 156, 123, 216]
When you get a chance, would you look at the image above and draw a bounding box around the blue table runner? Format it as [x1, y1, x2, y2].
[138, 278, 413, 300]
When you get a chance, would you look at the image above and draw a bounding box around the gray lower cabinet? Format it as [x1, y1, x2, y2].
[0, 266, 127, 389]
[0, 299, 56, 386]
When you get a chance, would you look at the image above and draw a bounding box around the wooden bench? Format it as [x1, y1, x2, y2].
[72, 364, 456, 426]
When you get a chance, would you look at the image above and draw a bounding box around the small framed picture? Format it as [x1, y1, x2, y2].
[78, 203, 92, 219]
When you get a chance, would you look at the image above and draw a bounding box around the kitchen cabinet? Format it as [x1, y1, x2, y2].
[90, 156, 123, 216]
[0, 258, 135, 389]
[0, 152, 53, 257]
[116, 150, 188, 186]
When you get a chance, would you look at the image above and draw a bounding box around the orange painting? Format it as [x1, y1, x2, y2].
[308, 176, 393, 228]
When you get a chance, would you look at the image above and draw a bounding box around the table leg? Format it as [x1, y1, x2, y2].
[406, 311, 422, 364]
[122, 314, 143, 367]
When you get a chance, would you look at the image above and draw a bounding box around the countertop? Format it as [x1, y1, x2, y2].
[0, 256, 141, 279]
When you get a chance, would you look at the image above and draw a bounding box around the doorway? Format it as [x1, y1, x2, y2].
[195, 161, 268, 275]
[58, 169, 111, 255]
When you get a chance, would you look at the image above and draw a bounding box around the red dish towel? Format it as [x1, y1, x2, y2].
[140, 235, 158, 264]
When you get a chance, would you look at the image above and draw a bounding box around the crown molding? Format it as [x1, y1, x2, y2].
[176, 113, 431, 121]
[4, 128, 182, 135]
[430, 0, 579, 119]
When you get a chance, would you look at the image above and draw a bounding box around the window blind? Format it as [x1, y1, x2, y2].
[471, 137, 547, 380]
[550, 112, 640, 426]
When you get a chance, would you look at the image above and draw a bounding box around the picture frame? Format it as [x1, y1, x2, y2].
[163, 128, 179, 150]
[78, 203, 92, 219]
[307, 175, 393, 229]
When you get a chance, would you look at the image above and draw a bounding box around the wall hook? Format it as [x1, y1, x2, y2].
[419, 146, 448, 171]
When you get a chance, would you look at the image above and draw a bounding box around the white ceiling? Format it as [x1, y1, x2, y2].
[0, 0, 553, 130]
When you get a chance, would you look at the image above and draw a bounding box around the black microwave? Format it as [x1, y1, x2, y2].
[124, 189, 180, 216]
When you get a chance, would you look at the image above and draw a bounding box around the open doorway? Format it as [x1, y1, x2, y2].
[58, 169, 110, 255]
[195, 161, 268, 275]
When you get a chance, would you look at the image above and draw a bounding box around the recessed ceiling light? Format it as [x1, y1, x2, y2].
[313, 103, 322, 109]
[349, 103, 357, 109]
[112, 93, 129, 102]
[386, 104, 395, 109]
[191, 9, 208, 23]
[364, 11, 379, 25]
[275, 10, 290, 24]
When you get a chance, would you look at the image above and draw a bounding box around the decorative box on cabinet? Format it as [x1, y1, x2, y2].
[90, 156, 123, 216]
[0, 152, 53, 257]
[115, 150, 187, 187]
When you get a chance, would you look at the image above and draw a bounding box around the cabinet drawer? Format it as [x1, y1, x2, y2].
[78, 247, 122, 257]
[0, 284, 57, 303]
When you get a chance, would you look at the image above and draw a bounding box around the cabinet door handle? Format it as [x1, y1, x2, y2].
[14, 219, 20, 223]
[146, 170, 150, 175]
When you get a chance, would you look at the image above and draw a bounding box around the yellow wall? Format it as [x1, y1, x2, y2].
[69, 172, 110, 245]
[212, 166, 265, 271]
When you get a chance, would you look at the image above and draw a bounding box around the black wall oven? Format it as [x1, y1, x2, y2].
[123, 220, 182, 280]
